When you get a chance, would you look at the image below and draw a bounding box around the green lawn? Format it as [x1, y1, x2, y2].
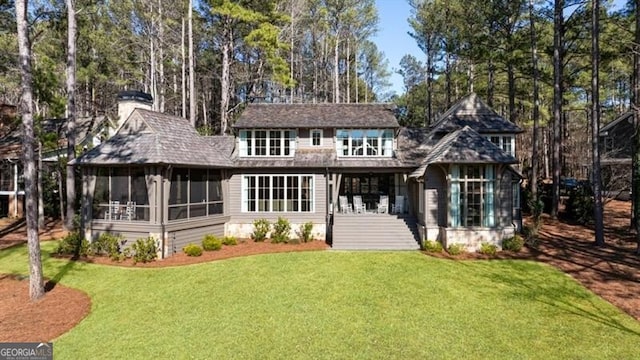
[1, 242, 639, 359]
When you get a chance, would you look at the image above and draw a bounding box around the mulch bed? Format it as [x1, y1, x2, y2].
[1, 200, 639, 342]
[55, 240, 329, 268]
[0, 274, 91, 342]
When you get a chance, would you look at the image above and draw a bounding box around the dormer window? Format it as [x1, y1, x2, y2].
[311, 129, 323, 146]
[336, 129, 393, 157]
[239, 129, 296, 157]
[488, 135, 515, 157]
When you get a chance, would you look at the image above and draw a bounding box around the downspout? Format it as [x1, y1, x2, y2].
[325, 167, 331, 244]
[161, 165, 170, 258]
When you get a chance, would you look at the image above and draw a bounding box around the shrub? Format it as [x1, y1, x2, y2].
[297, 221, 314, 243]
[202, 234, 223, 251]
[564, 188, 594, 225]
[55, 231, 89, 257]
[131, 237, 158, 264]
[183, 244, 203, 257]
[502, 234, 524, 252]
[252, 219, 270, 242]
[478, 242, 498, 256]
[222, 236, 237, 246]
[447, 243, 465, 255]
[91, 233, 124, 260]
[271, 217, 291, 243]
[424, 240, 443, 253]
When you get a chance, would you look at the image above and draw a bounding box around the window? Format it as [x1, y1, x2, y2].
[336, 129, 393, 157]
[242, 174, 314, 212]
[449, 165, 495, 228]
[311, 129, 323, 146]
[239, 130, 296, 157]
[168, 168, 223, 221]
[604, 136, 614, 153]
[488, 135, 515, 157]
[93, 167, 150, 221]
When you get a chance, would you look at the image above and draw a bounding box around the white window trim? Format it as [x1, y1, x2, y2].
[310, 129, 323, 147]
[335, 129, 394, 158]
[239, 129, 296, 157]
[241, 174, 315, 213]
[487, 134, 515, 157]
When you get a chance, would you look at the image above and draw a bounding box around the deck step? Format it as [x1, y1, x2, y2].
[332, 213, 420, 250]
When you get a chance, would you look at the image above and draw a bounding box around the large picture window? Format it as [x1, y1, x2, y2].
[336, 129, 393, 157]
[93, 167, 150, 221]
[239, 130, 296, 157]
[449, 165, 495, 228]
[169, 168, 223, 221]
[242, 175, 314, 212]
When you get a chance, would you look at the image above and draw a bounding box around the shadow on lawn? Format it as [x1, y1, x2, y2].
[479, 262, 640, 337]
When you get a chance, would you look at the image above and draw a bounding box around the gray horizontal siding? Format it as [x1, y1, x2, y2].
[90, 221, 161, 244]
[168, 221, 226, 254]
[297, 128, 334, 149]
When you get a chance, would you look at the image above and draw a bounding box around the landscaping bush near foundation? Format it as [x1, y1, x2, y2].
[202, 235, 223, 251]
[502, 235, 524, 252]
[91, 233, 125, 261]
[424, 240, 443, 253]
[478, 242, 498, 256]
[271, 217, 291, 244]
[222, 236, 238, 246]
[55, 231, 89, 257]
[183, 244, 203, 257]
[131, 237, 158, 264]
[252, 219, 270, 242]
[297, 222, 314, 243]
[447, 243, 465, 255]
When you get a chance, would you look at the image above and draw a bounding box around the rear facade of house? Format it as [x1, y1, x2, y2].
[76, 92, 522, 257]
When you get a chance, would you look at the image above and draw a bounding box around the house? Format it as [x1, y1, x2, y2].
[599, 111, 633, 199]
[74, 92, 522, 256]
[0, 102, 113, 218]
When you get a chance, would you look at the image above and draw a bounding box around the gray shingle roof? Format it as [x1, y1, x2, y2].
[429, 93, 523, 134]
[232, 103, 400, 129]
[0, 115, 110, 160]
[599, 111, 633, 134]
[409, 126, 517, 178]
[73, 109, 233, 167]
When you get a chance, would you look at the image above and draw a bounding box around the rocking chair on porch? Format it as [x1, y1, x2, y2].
[339, 196, 352, 214]
[377, 195, 389, 214]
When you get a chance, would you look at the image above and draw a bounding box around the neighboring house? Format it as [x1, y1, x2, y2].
[0, 102, 114, 218]
[599, 111, 633, 199]
[74, 92, 522, 256]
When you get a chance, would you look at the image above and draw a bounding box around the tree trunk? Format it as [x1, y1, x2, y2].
[346, 38, 350, 103]
[634, 0, 640, 254]
[158, 0, 165, 113]
[333, 37, 340, 103]
[188, 0, 196, 126]
[181, 16, 186, 119]
[220, 23, 231, 134]
[487, 57, 494, 108]
[426, 52, 433, 126]
[38, 145, 44, 228]
[16, 0, 45, 301]
[65, 0, 76, 231]
[507, 62, 516, 124]
[592, 0, 605, 246]
[551, 0, 564, 219]
[529, 0, 540, 201]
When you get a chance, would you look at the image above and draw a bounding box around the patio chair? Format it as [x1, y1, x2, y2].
[124, 201, 136, 221]
[377, 195, 388, 214]
[353, 195, 367, 214]
[338, 196, 353, 214]
[105, 200, 121, 220]
[391, 195, 405, 214]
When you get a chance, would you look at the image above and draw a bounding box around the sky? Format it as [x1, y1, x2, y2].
[372, 0, 629, 98]
[372, 0, 421, 97]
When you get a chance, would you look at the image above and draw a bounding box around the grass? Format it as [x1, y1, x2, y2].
[1, 241, 640, 359]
